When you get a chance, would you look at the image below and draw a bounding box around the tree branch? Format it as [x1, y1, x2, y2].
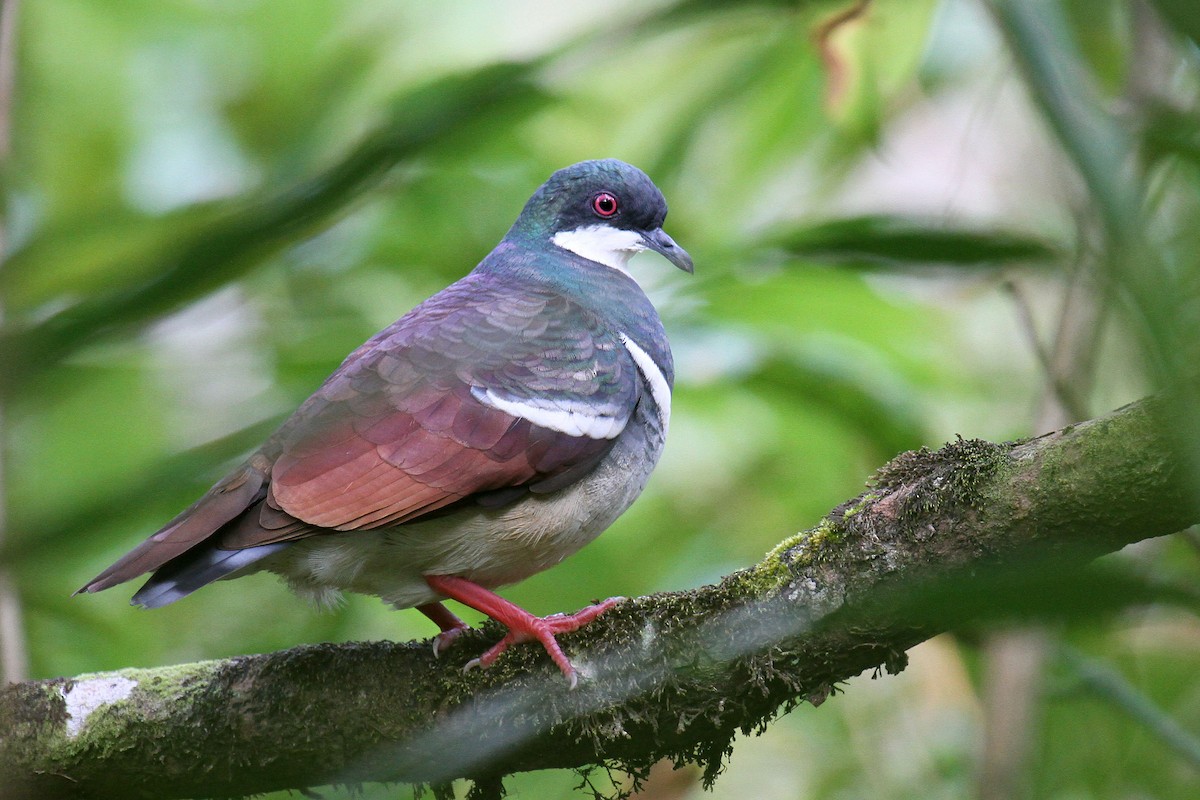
[1, 395, 1195, 800]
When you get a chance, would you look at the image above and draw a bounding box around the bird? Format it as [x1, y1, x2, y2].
[79, 158, 692, 687]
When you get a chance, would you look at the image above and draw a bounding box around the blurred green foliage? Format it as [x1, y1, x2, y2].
[3, 0, 1200, 797]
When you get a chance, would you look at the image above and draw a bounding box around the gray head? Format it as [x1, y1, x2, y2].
[508, 159, 693, 274]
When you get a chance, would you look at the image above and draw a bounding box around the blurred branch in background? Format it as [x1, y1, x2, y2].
[978, 628, 1049, 800]
[2, 394, 1196, 800]
[1058, 644, 1200, 771]
[984, 2, 1200, 797]
[993, 0, 1200, 471]
[981, 3, 1112, 792]
[979, 2, 1197, 797]
[981, 261, 1103, 800]
[983, 259, 1107, 798]
[0, 0, 29, 685]
[0, 62, 547, 396]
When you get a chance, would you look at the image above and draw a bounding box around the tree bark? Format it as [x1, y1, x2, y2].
[1, 395, 1195, 800]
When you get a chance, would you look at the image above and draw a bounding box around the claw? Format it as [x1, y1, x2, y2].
[419, 601, 469, 658]
[431, 625, 467, 657]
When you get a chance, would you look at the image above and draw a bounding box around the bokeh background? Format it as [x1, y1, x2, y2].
[3, 0, 1200, 797]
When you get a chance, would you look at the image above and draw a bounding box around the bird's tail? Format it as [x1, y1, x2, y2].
[77, 460, 269, 596]
[130, 542, 287, 608]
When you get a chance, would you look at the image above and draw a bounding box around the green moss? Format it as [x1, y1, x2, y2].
[119, 660, 222, 697]
[840, 492, 878, 519]
[42, 659, 225, 768]
[729, 513, 854, 599]
[870, 436, 1012, 524]
[800, 517, 845, 563]
[764, 532, 808, 568]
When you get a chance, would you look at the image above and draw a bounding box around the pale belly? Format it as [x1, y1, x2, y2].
[258, 401, 664, 609]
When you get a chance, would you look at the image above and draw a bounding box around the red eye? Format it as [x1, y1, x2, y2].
[592, 192, 618, 218]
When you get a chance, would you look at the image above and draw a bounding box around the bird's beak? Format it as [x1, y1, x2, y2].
[641, 228, 694, 274]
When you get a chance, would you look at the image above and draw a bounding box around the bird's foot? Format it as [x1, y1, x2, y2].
[423, 574, 622, 687]
[463, 597, 623, 688]
[417, 601, 471, 657]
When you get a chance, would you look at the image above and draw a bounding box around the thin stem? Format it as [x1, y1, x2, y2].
[0, 0, 27, 684]
[1059, 645, 1200, 771]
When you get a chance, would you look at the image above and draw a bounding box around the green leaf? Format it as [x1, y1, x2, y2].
[775, 214, 1060, 268]
[1143, 104, 1200, 168]
[742, 346, 927, 458]
[0, 61, 549, 396]
[1149, 0, 1200, 43]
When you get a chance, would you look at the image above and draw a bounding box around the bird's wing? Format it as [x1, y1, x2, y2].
[220, 279, 640, 545]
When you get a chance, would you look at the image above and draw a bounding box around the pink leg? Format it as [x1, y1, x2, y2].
[417, 601, 469, 656]
[424, 574, 622, 688]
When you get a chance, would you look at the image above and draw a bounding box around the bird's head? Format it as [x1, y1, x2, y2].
[508, 159, 693, 275]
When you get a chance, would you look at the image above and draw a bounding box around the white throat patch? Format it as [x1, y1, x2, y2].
[552, 225, 646, 274]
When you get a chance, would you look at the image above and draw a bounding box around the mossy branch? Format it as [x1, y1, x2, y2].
[1, 395, 1195, 800]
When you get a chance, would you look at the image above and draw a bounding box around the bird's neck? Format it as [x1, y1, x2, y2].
[481, 238, 675, 386]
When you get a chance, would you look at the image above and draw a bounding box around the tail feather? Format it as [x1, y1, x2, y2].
[78, 462, 268, 595]
[131, 542, 288, 608]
